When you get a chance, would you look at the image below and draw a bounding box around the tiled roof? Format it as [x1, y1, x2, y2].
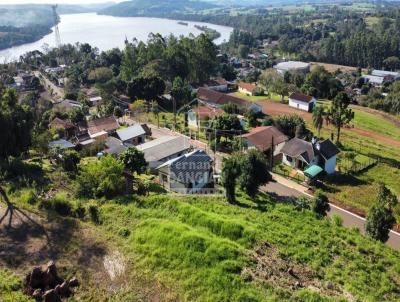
[197, 87, 250, 108]
[241, 126, 288, 152]
[289, 93, 314, 103]
[281, 138, 315, 164]
[238, 82, 257, 91]
[191, 105, 224, 119]
[49, 117, 75, 130]
[87, 117, 119, 135]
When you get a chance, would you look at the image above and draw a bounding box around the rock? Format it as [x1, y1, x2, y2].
[32, 288, 43, 300]
[43, 289, 60, 302]
[29, 267, 44, 289]
[69, 277, 79, 288]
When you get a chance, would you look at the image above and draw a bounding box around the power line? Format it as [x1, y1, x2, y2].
[51, 5, 61, 47]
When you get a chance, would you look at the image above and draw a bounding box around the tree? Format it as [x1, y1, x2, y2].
[0, 88, 33, 159]
[238, 44, 250, 59]
[119, 147, 147, 175]
[259, 69, 296, 102]
[171, 76, 192, 128]
[88, 67, 114, 84]
[326, 92, 354, 145]
[245, 108, 259, 128]
[221, 155, 240, 204]
[312, 105, 325, 137]
[208, 114, 242, 143]
[61, 150, 81, 173]
[312, 191, 330, 217]
[274, 115, 307, 139]
[383, 56, 400, 71]
[365, 183, 397, 242]
[238, 149, 271, 199]
[113, 106, 123, 119]
[76, 155, 125, 199]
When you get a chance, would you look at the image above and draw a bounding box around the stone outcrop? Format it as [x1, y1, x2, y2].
[24, 261, 78, 301]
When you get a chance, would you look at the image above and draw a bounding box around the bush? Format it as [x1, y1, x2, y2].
[331, 214, 343, 227]
[76, 156, 125, 199]
[18, 189, 37, 205]
[88, 204, 100, 224]
[51, 193, 72, 216]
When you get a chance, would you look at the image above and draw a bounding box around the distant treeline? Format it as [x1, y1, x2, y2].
[0, 25, 53, 51]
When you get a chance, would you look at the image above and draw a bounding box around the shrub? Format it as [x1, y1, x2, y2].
[118, 227, 131, 237]
[331, 214, 343, 227]
[51, 193, 72, 216]
[18, 189, 37, 205]
[88, 204, 100, 224]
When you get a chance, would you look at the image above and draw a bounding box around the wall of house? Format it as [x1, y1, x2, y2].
[124, 134, 145, 146]
[239, 86, 252, 96]
[273, 141, 286, 156]
[188, 111, 198, 129]
[289, 98, 312, 112]
[282, 154, 296, 168]
[324, 155, 337, 174]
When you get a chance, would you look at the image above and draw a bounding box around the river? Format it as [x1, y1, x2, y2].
[0, 13, 233, 62]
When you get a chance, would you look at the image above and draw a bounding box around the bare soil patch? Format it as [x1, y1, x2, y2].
[257, 100, 312, 121]
[244, 241, 354, 301]
[348, 127, 400, 148]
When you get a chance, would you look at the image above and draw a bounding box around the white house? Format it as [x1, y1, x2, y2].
[280, 138, 339, 175]
[288, 93, 316, 112]
[238, 82, 259, 96]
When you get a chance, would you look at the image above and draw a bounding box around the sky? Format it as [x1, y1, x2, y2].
[0, 0, 122, 4]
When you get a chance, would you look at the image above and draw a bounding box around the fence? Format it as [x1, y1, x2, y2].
[272, 167, 306, 185]
[338, 156, 378, 174]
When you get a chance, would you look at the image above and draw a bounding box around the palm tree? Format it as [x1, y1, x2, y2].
[312, 105, 325, 138]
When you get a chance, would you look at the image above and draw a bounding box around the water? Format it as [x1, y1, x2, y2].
[0, 13, 233, 62]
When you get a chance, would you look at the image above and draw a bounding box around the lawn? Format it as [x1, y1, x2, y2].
[233, 92, 270, 102]
[351, 108, 400, 141]
[323, 163, 400, 220]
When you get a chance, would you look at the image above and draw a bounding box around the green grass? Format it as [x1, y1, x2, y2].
[352, 108, 400, 141]
[324, 163, 400, 220]
[233, 92, 269, 102]
[95, 194, 400, 302]
[0, 270, 34, 302]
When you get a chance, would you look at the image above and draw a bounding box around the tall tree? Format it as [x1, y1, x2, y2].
[238, 150, 271, 199]
[312, 105, 325, 137]
[365, 183, 397, 243]
[221, 155, 240, 204]
[327, 92, 354, 145]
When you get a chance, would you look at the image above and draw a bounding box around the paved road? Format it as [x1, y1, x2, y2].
[34, 71, 64, 102]
[262, 179, 400, 250]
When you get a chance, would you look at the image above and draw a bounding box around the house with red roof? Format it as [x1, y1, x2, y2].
[188, 105, 224, 129]
[238, 82, 260, 96]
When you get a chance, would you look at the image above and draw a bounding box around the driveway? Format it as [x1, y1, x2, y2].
[262, 175, 400, 250]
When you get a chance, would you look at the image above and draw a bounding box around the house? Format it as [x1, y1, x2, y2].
[197, 88, 262, 114]
[48, 117, 76, 137]
[240, 126, 288, 158]
[188, 105, 224, 129]
[48, 139, 75, 150]
[157, 149, 213, 194]
[288, 93, 316, 112]
[137, 136, 191, 169]
[116, 124, 146, 145]
[87, 116, 119, 137]
[361, 75, 385, 86]
[104, 136, 127, 156]
[238, 82, 259, 96]
[54, 99, 82, 111]
[371, 69, 400, 80]
[85, 89, 103, 106]
[204, 78, 228, 92]
[274, 61, 310, 75]
[280, 138, 339, 175]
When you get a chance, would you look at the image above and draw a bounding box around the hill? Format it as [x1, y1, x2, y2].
[98, 0, 218, 17]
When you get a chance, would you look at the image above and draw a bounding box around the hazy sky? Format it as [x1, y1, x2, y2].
[0, 0, 121, 4]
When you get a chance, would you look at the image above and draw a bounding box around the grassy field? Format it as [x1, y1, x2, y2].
[233, 92, 270, 102]
[324, 163, 400, 220]
[351, 108, 400, 141]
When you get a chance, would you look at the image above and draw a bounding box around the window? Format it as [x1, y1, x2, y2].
[286, 155, 293, 162]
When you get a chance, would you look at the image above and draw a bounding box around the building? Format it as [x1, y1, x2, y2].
[54, 99, 82, 111]
[288, 93, 316, 112]
[204, 78, 228, 92]
[188, 105, 224, 129]
[157, 149, 213, 194]
[137, 136, 191, 169]
[48, 139, 75, 150]
[197, 88, 262, 114]
[104, 137, 127, 156]
[240, 126, 288, 158]
[87, 116, 119, 137]
[280, 138, 339, 175]
[371, 70, 400, 79]
[274, 61, 310, 75]
[48, 117, 76, 137]
[116, 124, 146, 145]
[238, 82, 259, 96]
[361, 75, 385, 86]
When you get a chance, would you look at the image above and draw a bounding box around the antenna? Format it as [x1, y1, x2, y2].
[52, 5, 61, 47]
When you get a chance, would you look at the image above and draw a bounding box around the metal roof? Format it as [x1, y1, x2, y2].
[304, 165, 323, 178]
[117, 124, 146, 141]
[49, 139, 75, 149]
[137, 136, 190, 162]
